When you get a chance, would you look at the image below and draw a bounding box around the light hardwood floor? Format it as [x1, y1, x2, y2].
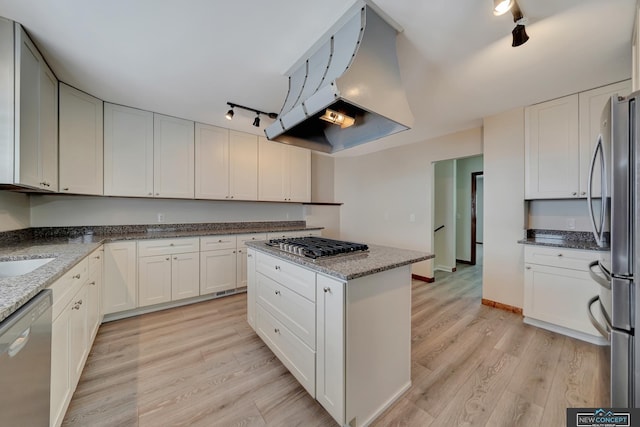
[63, 262, 609, 426]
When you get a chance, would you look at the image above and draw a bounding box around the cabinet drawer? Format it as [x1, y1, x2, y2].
[266, 231, 302, 240]
[524, 245, 597, 271]
[200, 235, 236, 251]
[87, 246, 103, 276]
[257, 273, 315, 349]
[256, 305, 315, 396]
[236, 233, 267, 248]
[138, 238, 199, 257]
[49, 258, 88, 320]
[256, 252, 316, 302]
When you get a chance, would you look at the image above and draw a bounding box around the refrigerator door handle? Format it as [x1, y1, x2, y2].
[587, 135, 605, 245]
[587, 295, 611, 340]
[588, 260, 611, 290]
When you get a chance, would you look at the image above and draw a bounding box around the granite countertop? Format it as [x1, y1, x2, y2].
[517, 229, 604, 251]
[0, 222, 323, 322]
[246, 241, 433, 281]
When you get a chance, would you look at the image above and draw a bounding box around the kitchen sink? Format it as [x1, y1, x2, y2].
[0, 258, 55, 278]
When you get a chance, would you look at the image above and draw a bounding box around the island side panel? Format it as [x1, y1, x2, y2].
[345, 265, 412, 426]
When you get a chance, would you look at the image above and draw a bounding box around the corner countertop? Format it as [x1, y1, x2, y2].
[0, 223, 323, 322]
[517, 229, 604, 251]
[246, 241, 433, 281]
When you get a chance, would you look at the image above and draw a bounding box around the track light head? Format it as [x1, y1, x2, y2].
[225, 109, 234, 120]
[511, 24, 529, 47]
[253, 114, 261, 127]
[224, 101, 277, 126]
[493, 0, 513, 16]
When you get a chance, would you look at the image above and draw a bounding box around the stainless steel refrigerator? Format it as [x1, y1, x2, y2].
[587, 91, 640, 407]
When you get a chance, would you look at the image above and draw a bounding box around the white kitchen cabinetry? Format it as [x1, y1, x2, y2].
[578, 80, 632, 197]
[86, 247, 103, 341]
[200, 235, 238, 295]
[58, 83, 104, 195]
[246, 248, 257, 328]
[103, 241, 137, 314]
[153, 113, 195, 198]
[103, 103, 154, 197]
[525, 81, 631, 199]
[258, 137, 311, 202]
[195, 125, 258, 200]
[523, 245, 606, 344]
[237, 233, 267, 288]
[12, 23, 58, 191]
[138, 238, 200, 306]
[633, 4, 640, 92]
[250, 251, 411, 426]
[266, 229, 321, 240]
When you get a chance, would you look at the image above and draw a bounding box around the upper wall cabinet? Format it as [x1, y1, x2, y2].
[153, 113, 195, 199]
[0, 20, 58, 191]
[59, 83, 103, 195]
[258, 137, 311, 202]
[195, 125, 258, 200]
[633, 4, 639, 92]
[525, 80, 631, 199]
[104, 103, 154, 197]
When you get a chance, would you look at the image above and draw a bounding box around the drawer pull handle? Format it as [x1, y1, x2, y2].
[170, 243, 174, 246]
[72, 304, 80, 310]
[557, 254, 563, 257]
[247, 254, 252, 258]
[275, 266, 281, 270]
[73, 274, 81, 279]
[166, 257, 170, 261]
[174, 257, 178, 260]
[94, 255, 100, 259]
[525, 266, 531, 270]
[275, 290, 280, 295]
[89, 281, 96, 286]
[274, 328, 280, 334]
[218, 239, 223, 243]
[323, 287, 331, 293]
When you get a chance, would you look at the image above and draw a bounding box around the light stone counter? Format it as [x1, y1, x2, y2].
[245, 241, 433, 280]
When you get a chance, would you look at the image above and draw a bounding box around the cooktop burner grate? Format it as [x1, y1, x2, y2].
[265, 236, 368, 259]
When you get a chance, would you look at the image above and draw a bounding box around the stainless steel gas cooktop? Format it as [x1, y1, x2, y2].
[265, 237, 368, 260]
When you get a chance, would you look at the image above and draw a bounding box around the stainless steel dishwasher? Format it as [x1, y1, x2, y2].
[0, 289, 52, 427]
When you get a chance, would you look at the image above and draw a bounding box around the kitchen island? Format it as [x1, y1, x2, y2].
[245, 240, 432, 427]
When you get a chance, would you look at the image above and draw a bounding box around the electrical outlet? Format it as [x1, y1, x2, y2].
[567, 218, 576, 230]
[157, 213, 165, 223]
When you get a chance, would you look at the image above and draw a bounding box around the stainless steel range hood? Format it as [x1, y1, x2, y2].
[264, 3, 413, 154]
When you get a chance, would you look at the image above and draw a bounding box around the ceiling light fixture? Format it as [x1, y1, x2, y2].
[224, 102, 277, 127]
[319, 108, 356, 129]
[493, 0, 513, 16]
[510, 2, 529, 47]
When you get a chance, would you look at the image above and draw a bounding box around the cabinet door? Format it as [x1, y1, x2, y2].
[525, 94, 579, 199]
[103, 242, 137, 314]
[59, 83, 103, 195]
[195, 123, 229, 199]
[247, 248, 256, 329]
[69, 285, 89, 386]
[578, 80, 632, 197]
[287, 145, 311, 202]
[524, 263, 601, 336]
[316, 274, 345, 425]
[138, 255, 172, 307]
[153, 113, 195, 198]
[104, 103, 154, 197]
[87, 265, 102, 342]
[200, 249, 236, 295]
[258, 137, 286, 201]
[39, 63, 58, 191]
[229, 131, 258, 200]
[171, 252, 200, 301]
[237, 248, 248, 288]
[15, 25, 42, 189]
[51, 306, 72, 427]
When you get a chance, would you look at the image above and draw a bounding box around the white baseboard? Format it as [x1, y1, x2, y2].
[523, 317, 608, 346]
[358, 380, 412, 427]
[434, 265, 455, 272]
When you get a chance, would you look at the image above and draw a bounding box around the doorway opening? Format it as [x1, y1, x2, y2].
[471, 172, 484, 266]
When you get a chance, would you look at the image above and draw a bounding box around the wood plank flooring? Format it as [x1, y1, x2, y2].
[63, 262, 608, 426]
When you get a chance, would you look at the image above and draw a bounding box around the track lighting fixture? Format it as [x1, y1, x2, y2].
[224, 102, 277, 127]
[493, 0, 513, 16]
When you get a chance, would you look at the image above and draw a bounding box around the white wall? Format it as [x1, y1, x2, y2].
[0, 190, 30, 231]
[434, 160, 456, 271]
[29, 195, 304, 227]
[455, 155, 483, 261]
[311, 152, 335, 203]
[527, 199, 593, 231]
[334, 127, 483, 278]
[483, 107, 525, 308]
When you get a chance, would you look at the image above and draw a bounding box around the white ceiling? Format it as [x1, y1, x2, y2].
[0, 0, 635, 156]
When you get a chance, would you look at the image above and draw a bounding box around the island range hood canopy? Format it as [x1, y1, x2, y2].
[264, 3, 413, 154]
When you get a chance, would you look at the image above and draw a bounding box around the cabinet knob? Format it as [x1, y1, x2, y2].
[156, 193, 159, 196]
[95, 255, 100, 259]
[174, 256, 178, 260]
[170, 243, 174, 246]
[77, 299, 83, 305]
[166, 257, 170, 261]
[557, 253, 563, 257]
[225, 196, 229, 199]
[572, 192, 577, 196]
[89, 281, 96, 286]
[63, 187, 69, 191]
[73, 274, 81, 279]
[72, 304, 80, 310]
[274, 328, 280, 334]
[525, 266, 531, 270]
[233, 250, 236, 254]
[275, 265, 281, 270]
[581, 191, 586, 195]
[247, 254, 252, 258]
[218, 239, 223, 243]
[148, 192, 152, 196]
[275, 290, 280, 295]
[323, 287, 331, 293]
